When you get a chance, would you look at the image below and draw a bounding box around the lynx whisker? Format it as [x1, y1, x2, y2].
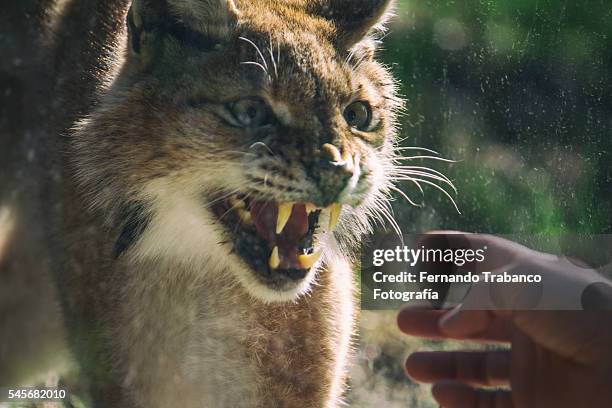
[395, 146, 441, 155]
[393, 165, 452, 182]
[239, 36, 269, 71]
[352, 52, 368, 71]
[249, 142, 287, 169]
[372, 195, 404, 241]
[370, 210, 386, 230]
[388, 184, 422, 207]
[249, 141, 274, 155]
[395, 173, 457, 195]
[345, 48, 355, 65]
[398, 177, 460, 214]
[220, 191, 254, 225]
[371, 196, 392, 226]
[396, 155, 456, 163]
[397, 175, 425, 195]
[392, 170, 457, 193]
[202, 186, 251, 209]
[225, 150, 258, 158]
[240, 61, 270, 78]
[268, 35, 278, 78]
[392, 169, 454, 186]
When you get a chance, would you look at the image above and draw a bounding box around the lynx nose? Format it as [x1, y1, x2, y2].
[315, 144, 362, 206]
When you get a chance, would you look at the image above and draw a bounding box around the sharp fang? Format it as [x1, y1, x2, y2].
[298, 252, 321, 269]
[305, 203, 318, 214]
[328, 203, 342, 231]
[238, 208, 252, 224]
[269, 246, 280, 269]
[276, 202, 293, 234]
[322, 143, 342, 163]
[229, 196, 246, 209]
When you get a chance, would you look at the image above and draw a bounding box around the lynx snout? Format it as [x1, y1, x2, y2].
[317, 143, 363, 207]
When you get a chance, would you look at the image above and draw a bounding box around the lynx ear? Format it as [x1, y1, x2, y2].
[311, 0, 395, 50]
[128, 0, 238, 56]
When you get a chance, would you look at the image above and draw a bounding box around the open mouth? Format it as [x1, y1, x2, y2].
[210, 194, 342, 289]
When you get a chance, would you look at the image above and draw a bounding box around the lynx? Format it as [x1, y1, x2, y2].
[0, 0, 412, 406]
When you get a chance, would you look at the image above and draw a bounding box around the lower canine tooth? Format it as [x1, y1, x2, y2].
[269, 246, 280, 269]
[328, 203, 342, 231]
[237, 209, 252, 224]
[229, 197, 246, 209]
[276, 203, 293, 234]
[298, 252, 321, 269]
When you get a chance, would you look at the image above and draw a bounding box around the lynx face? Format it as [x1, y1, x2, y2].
[73, 0, 401, 302]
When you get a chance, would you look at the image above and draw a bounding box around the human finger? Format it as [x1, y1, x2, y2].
[432, 380, 513, 408]
[397, 307, 449, 339]
[439, 309, 513, 342]
[405, 350, 510, 387]
[398, 308, 512, 343]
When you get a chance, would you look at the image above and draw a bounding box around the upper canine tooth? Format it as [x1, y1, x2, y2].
[276, 203, 293, 234]
[328, 203, 342, 231]
[298, 252, 321, 269]
[322, 143, 342, 163]
[269, 246, 280, 269]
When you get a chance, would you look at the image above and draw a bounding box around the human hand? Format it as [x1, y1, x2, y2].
[397, 234, 612, 408]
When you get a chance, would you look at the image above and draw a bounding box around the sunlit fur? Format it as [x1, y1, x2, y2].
[72, 0, 407, 303]
[58, 0, 449, 406]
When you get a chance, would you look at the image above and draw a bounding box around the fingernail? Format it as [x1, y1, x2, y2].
[438, 304, 462, 330]
[439, 304, 477, 336]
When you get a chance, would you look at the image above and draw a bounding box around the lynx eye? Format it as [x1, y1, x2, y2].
[343, 101, 372, 131]
[228, 97, 273, 128]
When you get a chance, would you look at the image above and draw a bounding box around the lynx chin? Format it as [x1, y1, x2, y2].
[2, 0, 453, 406]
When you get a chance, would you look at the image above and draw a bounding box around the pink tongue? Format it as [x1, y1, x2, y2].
[250, 202, 308, 269]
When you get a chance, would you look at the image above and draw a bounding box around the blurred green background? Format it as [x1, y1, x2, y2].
[352, 1, 612, 406]
[383, 0, 611, 236]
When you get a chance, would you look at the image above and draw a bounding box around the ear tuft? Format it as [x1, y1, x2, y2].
[127, 0, 238, 56]
[167, 0, 239, 39]
[311, 0, 396, 50]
